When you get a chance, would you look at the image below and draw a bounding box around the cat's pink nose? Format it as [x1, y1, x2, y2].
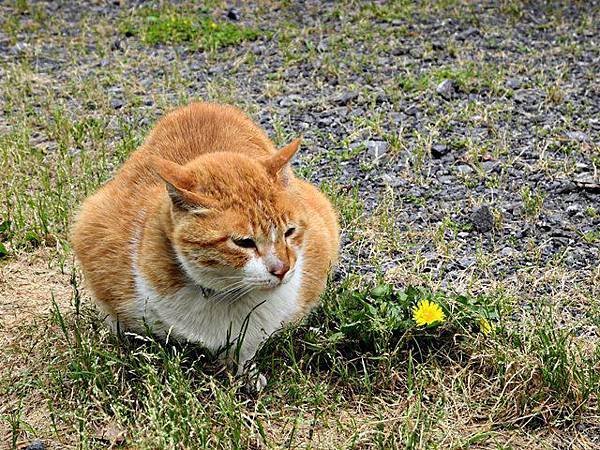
[268, 260, 289, 280]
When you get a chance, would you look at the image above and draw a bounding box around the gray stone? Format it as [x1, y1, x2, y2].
[317, 117, 332, 127]
[482, 161, 499, 172]
[458, 257, 475, 268]
[278, 95, 303, 107]
[334, 91, 358, 106]
[251, 43, 264, 55]
[514, 91, 528, 103]
[455, 165, 473, 175]
[456, 27, 480, 40]
[565, 131, 589, 142]
[505, 78, 521, 89]
[25, 441, 45, 450]
[431, 144, 448, 158]
[376, 92, 390, 104]
[111, 39, 124, 51]
[227, 8, 241, 21]
[111, 99, 124, 109]
[365, 141, 389, 160]
[470, 205, 494, 233]
[317, 40, 328, 52]
[566, 204, 581, 216]
[389, 112, 402, 124]
[436, 79, 455, 99]
[405, 105, 418, 116]
[10, 42, 28, 55]
[423, 251, 438, 261]
[379, 174, 404, 188]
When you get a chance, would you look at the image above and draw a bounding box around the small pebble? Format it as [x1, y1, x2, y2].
[505, 78, 522, 89]
[334, 91, 359, 106]
[25, 441, 45, 450]
[111, 99, 124, 109]
[470, 205, 494, 233]
[431, 144, 448, 158]
[227, 8, 240, 21]
[436, 79, 455, 99]
[455, 165, 473, 175]
[565, 131, 589, 142]
[365, 141, 389, 160]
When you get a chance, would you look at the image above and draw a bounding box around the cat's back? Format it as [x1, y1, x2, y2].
[137, 102, 274, 167]
[101, 103, 276, 193]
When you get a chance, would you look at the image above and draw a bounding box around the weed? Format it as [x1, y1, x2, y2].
[520, 185, 546, 220]
[578, 229, 599, 244]
[119, 7, 260, 50]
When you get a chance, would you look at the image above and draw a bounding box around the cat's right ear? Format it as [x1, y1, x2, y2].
[149, 156, 214, 212]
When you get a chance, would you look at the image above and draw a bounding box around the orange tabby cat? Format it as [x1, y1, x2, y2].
[71, 102, 339, 390]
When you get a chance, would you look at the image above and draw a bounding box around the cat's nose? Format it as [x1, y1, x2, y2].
[268, 260, 289, 280]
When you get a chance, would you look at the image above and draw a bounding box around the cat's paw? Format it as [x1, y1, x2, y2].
[245, 372, 267, 394]
[241, 362, 267, 394]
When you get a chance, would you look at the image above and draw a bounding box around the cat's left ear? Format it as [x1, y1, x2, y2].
[263, 138, 301, 186]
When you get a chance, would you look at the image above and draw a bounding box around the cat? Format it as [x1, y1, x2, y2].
[71, 102, 339, 391]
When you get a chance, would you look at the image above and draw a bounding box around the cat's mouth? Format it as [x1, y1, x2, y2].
[252, 269, 295, 291]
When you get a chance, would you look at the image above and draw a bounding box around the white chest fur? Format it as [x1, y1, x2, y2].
[130, 255, 304, 364]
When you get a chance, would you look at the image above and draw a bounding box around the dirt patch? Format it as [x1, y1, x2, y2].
[0, 251, 77, 449]
[0, 250, 73, 341]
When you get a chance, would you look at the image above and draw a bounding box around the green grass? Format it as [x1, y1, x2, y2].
[0, 104, 142, 257]
[4, 277, 597, 447]
[119, 7, 261, 50]
[520, 186, 546, 220]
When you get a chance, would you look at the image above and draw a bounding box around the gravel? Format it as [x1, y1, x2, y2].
[0, 0, 598, 300]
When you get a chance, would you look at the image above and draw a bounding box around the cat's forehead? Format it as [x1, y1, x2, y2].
[250, 214, 289, 234]
[247, 205, 291, 234]
[220, 194, 293, 234]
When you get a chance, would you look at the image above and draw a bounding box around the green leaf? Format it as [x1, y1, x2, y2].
[0, 220, 10, 234]
[371, 283, 391, 298]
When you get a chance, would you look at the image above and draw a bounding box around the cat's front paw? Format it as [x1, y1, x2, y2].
[246, 372, 267, 394]
[241, 362, 267, 394]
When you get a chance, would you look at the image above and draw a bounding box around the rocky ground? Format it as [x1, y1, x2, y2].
[1, 1, 599, 449]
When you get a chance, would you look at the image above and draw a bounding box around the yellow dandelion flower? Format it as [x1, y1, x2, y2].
[209, 21, 218, 29]
[479, 318, 494, 335]
[412, 300, 445, 326]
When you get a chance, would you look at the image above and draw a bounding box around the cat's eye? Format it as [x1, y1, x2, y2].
[232, 237, 256, 249]
[285, 227, 296, 238]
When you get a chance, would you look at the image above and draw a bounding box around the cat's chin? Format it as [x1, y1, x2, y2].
[254, 276, 291, 291]
[255, 281, 282, 291]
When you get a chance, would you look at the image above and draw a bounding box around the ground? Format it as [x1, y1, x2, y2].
[1, 1, 599, 449]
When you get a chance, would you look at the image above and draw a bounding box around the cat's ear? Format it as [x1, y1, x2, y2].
[263, 138, 301, 186]
[150, 156, 214, 212]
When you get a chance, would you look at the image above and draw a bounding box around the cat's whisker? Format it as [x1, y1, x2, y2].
[209, 280, 258, 302]
[211, 282, 264, 306]
[209, 283, 248, 303]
